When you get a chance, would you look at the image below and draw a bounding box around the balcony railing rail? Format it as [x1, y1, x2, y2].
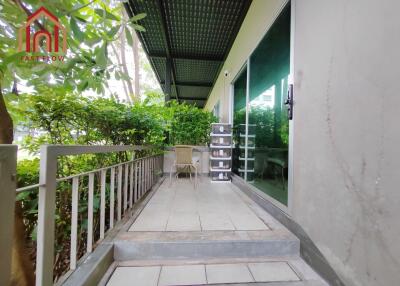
[3, 145, 163, 286]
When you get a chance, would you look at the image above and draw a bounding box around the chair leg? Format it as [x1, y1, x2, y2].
[169, 163, 174, 186]
[194, 165, 197, 189]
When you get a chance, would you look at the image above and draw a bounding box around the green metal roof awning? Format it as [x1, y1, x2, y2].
[124, 0, 252, 107]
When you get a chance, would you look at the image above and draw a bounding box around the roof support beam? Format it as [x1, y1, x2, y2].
[161, 81, 212, 88]
[150, 54, 223, 62]
[165, 58, 171, 101]
[179, 97, 207, 101]
[155, 0, 179, 101]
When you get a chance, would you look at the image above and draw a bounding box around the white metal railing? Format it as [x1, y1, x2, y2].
[13, 145, 163, 286]
[0, 145, 18, 286]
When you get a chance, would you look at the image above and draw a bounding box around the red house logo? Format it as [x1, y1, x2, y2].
[18, 6, 67, 53]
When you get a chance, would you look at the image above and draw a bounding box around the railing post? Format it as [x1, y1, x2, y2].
[134, 161, 138, 202]
[0, 145, 17, 286]
[100, 170, 106, 239]
[146, 158, 150, 193]
[70, 177, 79, 270]
[149, 157, 152, 187]
[87, 173, 94, 252]
[139, 159, 142, 198]
[117, 165, 122, 221]
[36, 145, 57, 286]
[153, 156, 155, 185]
[129, 161, 134, 208]
[151, 157, 153, 186]
[110, 168, 115, 229]
[145, 158, 148, 192]
[124, 164, 128, 211]
[141, 159, 145, 196]
[150, 157, 153, 186]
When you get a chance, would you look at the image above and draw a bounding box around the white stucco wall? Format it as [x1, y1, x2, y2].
[205, 0, 400, 285]
[292, 1, 400, 285]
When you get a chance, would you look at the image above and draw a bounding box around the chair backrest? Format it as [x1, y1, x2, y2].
[175, 145, 193, 164]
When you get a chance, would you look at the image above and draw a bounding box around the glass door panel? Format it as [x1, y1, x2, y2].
[232, 67, 247, 178]
[248, 3, 291, 206]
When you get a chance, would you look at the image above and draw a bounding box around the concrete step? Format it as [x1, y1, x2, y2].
[101, 258, 328, 286]
[113, 229, 299, 261]
[205, 282, 327, 286]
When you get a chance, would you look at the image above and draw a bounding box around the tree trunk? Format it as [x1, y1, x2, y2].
[120, 27, 134, 102]
[133, 32, 140, 100]
[0, 88, 35, 286]
[111, 42, 131, 104]
[0, 89, 13, 144]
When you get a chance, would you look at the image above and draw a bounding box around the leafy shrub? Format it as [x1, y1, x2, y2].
[168, 101, 216, 146]
[11, 92, 215, 279]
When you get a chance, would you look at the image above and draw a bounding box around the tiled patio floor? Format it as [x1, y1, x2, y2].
[107, 261, 302, 286]
[103, 177, 327, 286]
[129, 177, 274, 232]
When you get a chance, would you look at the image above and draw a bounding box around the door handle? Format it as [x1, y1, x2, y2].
[284, 84, 293, 120]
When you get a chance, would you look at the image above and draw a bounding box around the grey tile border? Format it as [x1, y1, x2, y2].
[62, 244, 114, 286]
[232, 174, 345, 286]
[158, 264, 207, 286]
[247, 262, 300, 282]
[205, 263, 254, 284]
[106, 266, 160, 286]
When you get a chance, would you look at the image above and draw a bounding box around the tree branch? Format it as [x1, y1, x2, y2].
[13, 0, 48, 32]
[111, 42, 131, 103]
[67, 0, 97, 15]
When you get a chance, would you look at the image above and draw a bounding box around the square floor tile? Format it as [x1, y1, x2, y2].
[158, 265, 206, 286]
[129, 211, 169, 231]
[229, 214, 268, 230]
[166, 212, 201, 231]
[206, 263, 254, 284]
[199, 214, 235, 231]
[106, 266, 160, 286]
[248, 262, 300, 282]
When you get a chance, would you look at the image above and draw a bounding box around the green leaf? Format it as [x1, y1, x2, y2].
[131, 23, 146, 32]
[32, 64, 48, 72]
[120, 72, 130, 81]
[107, 25, 121, 39]
[31, 225, 37, 241]
[93, 196, 100, 210]
[2, 52, 26, 68]
[129, 13, 146, 22]
[75, 16, 87, 23]
[95, 42, 108, 68]
[78, 80, 88, 91]
[16, 191, 31, 201]
[94, 8, 120, 21]
[70, 16, 85, 42]
[125, 27, 133, 47]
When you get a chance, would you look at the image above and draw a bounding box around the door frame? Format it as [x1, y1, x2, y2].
[229, 0, 295, 215]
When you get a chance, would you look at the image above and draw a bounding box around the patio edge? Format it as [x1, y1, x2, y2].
[232, 174, 345, 286]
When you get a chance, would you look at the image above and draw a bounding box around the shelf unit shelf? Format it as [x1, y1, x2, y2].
[237, 124, 256, 181]
[210, 123, 232, 182]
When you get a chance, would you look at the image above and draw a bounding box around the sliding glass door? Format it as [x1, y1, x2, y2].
[232, 3, 291, 206]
